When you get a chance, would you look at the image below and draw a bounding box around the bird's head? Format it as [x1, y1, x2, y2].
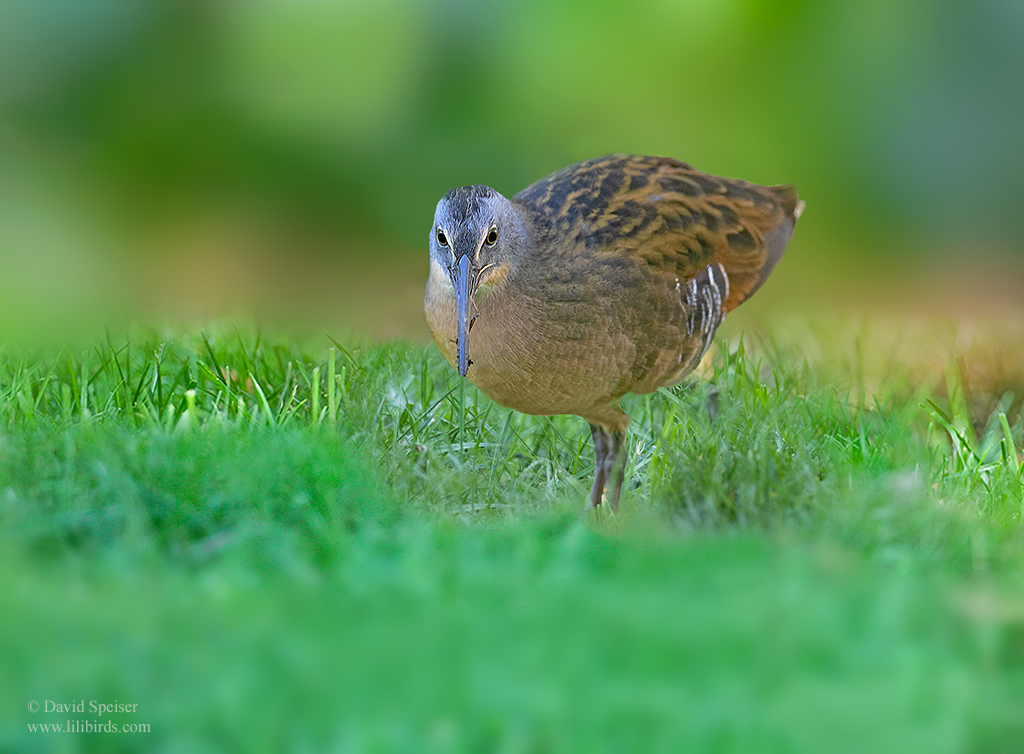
[429, 184, 521, 376]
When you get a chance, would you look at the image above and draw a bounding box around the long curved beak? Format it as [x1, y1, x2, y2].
[452, 253, 473, 377]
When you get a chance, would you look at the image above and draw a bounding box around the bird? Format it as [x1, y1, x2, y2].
[425, 154, 803, 511]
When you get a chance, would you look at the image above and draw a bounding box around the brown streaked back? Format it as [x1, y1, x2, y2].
[513, 154, 802, 313]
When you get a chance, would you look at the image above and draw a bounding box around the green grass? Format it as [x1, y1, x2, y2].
[1, 320, 1022, 752]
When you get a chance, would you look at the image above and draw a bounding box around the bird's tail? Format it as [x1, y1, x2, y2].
[727, 184, 803, 309]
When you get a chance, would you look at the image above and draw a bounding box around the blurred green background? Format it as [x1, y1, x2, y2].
[2, 4, 1024, 749]
[1, 0, 1022, 336]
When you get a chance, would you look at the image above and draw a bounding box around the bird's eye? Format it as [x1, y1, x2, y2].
[485, 227, 498, 245]
[436, 229, 448, 246]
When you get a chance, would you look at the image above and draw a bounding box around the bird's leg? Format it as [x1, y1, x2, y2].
[705, 384, 720, 422]
[588, 425, 627, 511]
[588, 423, 609, 509]
[604, 430, 627, 513]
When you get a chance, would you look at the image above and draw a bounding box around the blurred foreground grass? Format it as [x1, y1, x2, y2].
[1, 315, 1023, 752]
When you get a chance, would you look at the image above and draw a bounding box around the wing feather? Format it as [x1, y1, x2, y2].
[515, 154, 802, 312]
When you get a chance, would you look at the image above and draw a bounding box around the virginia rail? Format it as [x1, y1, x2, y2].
[425, 154, 803, 511]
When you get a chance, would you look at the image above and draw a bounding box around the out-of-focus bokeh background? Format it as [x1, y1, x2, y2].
[2, 0, 1022, 339]
[3, 4, 1024, 749]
